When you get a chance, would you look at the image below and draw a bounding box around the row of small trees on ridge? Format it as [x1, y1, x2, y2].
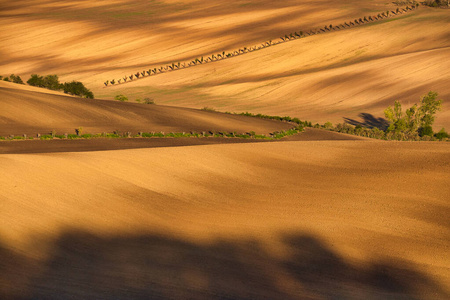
[104, 4, 419, 87]
[1, 73, 94, 99]
[1, 74, 24, 84]
[27, 74, 94, 98]
[1, 91, 446, 142]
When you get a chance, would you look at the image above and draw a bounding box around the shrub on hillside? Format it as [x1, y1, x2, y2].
[114, 94, 128, 102]
[2, 74, 24, 84]
[10, 74, 24, 84]
[423, 0, 448, 7]
[419, 125, 434, 137]
[27, 74, 94, 98]
[27, 74, 61, 90]
[27, 74, 45, 87]
[63, 81, 94, 98]
[143, 97, 155, 104]
[434, 128, 449, 140]
[44, 75, 63, 90]
[323, 121, 333, 129]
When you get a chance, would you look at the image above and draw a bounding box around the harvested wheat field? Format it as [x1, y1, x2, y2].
[1, 0, 450, 299]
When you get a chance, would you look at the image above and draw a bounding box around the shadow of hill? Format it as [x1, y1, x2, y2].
[344, 113, 389, 130]
[1, 231, 448, 299]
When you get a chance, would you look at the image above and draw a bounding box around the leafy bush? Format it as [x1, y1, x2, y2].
[44, 75, 62, 91]
[393, 1, 418, 5]
[27, 74, 45, 87]
[419, 125, 433, 137]
[423, 0, 447, 7]
[323, 121, 333, 129]
[2, 74, 24, 84]
[115, 94, 128, 102]
[434, 128, 449, 140]
[27, 74, 61, 90]
[10, 74, 24, 84]
[384, 92, 442, 135]
[27, 74, 94, 98]
[143, 97, 155, 104]
[201, 107, 216, 112]
[39, 134, 53, 140]
[63, 81, 94, 98]
[67, 134, 81, 139]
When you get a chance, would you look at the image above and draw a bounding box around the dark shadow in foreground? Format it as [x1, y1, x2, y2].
[344, 113, 389, 130]
[1, 231, 448, 300]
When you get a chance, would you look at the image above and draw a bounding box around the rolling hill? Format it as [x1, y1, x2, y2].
[1, 0, 449, 128]
[1, 140, 449, 299]
[0, 80, 293, 137]
[0, 1, 449, 299]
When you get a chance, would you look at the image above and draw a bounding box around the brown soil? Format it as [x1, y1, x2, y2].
[1, 140, 449, 299]
[0, 1, 449, 299]
[1, 1, 448, 129]
[0, 83, 292, 137]
[0, 128, 363, 154]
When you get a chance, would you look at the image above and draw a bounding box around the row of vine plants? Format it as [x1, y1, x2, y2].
[103, 4, 419, 87]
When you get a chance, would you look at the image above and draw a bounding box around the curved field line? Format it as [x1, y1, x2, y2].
[103, 5, 418, 88]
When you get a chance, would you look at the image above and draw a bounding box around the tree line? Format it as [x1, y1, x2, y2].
[383, 91, 445, 139]
[1, 73, 94, 99]
[103, 4, 419, 87]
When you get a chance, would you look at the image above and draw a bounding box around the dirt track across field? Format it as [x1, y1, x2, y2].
[0, 128, 363, 154]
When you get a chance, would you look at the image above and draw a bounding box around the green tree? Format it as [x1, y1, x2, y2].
[43, 75, 62, 90]
[417, 91, 442, 128]
[63, 81, 94, 98]
[384, 100, 408, 132]
[9, 74, 24, 84]
[384, 91, 443, 136]
[404, 103, 419, 132]
[27, 74, 45, 87]
[419, 125, 434, 137]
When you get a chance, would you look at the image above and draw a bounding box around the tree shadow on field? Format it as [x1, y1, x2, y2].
[0, 231, 448, 300]
[344, 113, 389, 130]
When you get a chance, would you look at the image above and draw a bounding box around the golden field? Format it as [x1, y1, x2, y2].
[0, 1, 449, 299]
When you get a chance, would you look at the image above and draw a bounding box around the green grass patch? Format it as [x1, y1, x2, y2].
[11, 136, 26, 140]
[67, 134, 81, 139]
[39, 135, 53, 140]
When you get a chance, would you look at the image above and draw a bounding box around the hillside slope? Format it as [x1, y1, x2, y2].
[1, 1, 449, 128]
[0, 82, 292, 136]
[1, 141, 449, 299]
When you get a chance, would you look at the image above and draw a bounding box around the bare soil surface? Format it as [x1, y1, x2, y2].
[0, 83, 293, 137]
[1, 140, 449, 299]
[0, 1, 449, 299]
[1, 0, 448, 129]
[0, 136, 268, 154]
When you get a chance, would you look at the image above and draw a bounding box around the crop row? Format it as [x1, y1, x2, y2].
[103, 5, 419, 87]
[0, 126, 304, 141]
